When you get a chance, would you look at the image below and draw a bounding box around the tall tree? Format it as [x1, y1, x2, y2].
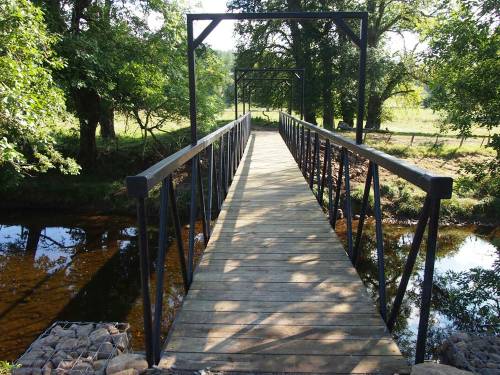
[37, 0, 227, 167]
[229, 0, 420, 130]
[364, 0, 423, 129]
[422, 0, 499, 142]
[0, 0, 80, 186]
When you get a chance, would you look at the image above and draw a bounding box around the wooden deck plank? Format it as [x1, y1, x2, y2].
[171, 323, 391, 340]
[159, 353, 409, 374]
[166, 337, 402, 356]
[185, 290, 369, 302]
[161, 131, 409, 374]
[175, 311, 384, 326]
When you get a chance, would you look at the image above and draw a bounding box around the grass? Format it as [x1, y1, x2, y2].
[0, 361, 18, 375]
[367, 140, 494, 160]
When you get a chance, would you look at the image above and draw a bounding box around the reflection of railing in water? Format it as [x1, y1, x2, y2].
[279, 111, 453, 364]
[126, 113, 251, 366]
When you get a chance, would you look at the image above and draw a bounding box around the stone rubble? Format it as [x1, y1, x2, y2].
[440, 332, 500, 375]
[14, 322, 130, 375]
[411, 362, 473, 374]
[105, 354, 148, 375]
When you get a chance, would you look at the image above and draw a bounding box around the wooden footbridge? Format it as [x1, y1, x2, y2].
[127, 113, 453, 374]
[159, 130, 408, 373]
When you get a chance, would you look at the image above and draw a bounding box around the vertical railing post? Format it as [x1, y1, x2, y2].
[214, 141, 222, 211]
[415, 197, 441, 363]
[168, 176, 189, 292]
[372, 163, 387, 321]
[315, 135, 321, 195]
[305, 129, 311, 177]
[327, 142, 333, 224]
[135, 198, 154, 367]
[299, 125, 305, 170]
[197, 157, 209, 245]
[332, 151, 344, 227]
[153, 178, 170, 364]
[221, 134, 227, 197]
[226, 131, 231, 188]
[319, 139, 330, 206]
[187, 156, 198, 286]
[207, 144, 214, 234]
[343, 149, 354, 258]
[353, 163, 373, 264]
[309, 132, 317, 188]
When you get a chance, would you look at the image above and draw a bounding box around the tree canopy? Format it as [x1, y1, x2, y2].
[0, 0, 79, 185]
[228, 0, 423, 130]
[36, 0, 227, 166]
[422, 0, 499, 141]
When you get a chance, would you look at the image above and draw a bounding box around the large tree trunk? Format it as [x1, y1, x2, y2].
[365, 94, 383, 129]
[99, 101, 116, 139]
[320, 39, 334, 130]
[322, 91, 334, 129]
[79, 120, 98, 167]
[75, 88, 100, 168]
[340, 99, 355, 127]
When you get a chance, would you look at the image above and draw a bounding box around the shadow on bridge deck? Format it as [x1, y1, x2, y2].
[159, 131, 410, 374]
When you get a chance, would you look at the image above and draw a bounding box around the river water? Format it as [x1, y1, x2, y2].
[0, 212, 498, 362]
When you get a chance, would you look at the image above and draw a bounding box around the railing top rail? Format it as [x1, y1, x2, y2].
[126, 113, 250, 198]
[281, 112, 453, 199]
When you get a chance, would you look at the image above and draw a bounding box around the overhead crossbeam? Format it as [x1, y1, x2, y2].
[333, 18, 361, 46]
[187, 11, 368, 145]
[234, 67, 305, 119]
[235, 68, 305, 83]
[240, 78, 293, 113]
[193, 19, 221, 48]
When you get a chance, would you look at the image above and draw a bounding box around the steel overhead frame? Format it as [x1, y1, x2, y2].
[187, 11, 369, 146]
[235, 68, 305, 119]
[241, 78, 291, 114]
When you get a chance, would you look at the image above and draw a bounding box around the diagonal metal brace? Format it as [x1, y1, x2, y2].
[193, 19, 221, 48]
[333, 17, 361, 47]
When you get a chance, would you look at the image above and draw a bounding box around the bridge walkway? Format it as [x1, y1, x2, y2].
[159, 130, 409, 374]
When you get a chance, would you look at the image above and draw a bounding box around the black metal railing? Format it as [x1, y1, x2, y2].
[279, 112, 453, 363]
[126, 113, 251, 366]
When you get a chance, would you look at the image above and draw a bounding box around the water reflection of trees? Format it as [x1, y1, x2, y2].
[0, 220, 139, 361]
[353, 222, 498, 360]
[433, 261, 500, 333]
[0, 218, 190, 360]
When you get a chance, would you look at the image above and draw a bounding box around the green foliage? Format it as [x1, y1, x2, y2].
[472, 196, 500, 223]
[392, 184, 425, 219]
[0, 0, 80, 184]
[0, 361, 18, 375]
[113, 3, 225, 134]
[351, 186, 374, 208]
[455, 159, 500, 199]
[440, 196, 477, 222]
[39, 0, 227, 163]
[229, 0, 433, 129]
[422, 0, 499, 147]
[380, 183, 398, 199]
